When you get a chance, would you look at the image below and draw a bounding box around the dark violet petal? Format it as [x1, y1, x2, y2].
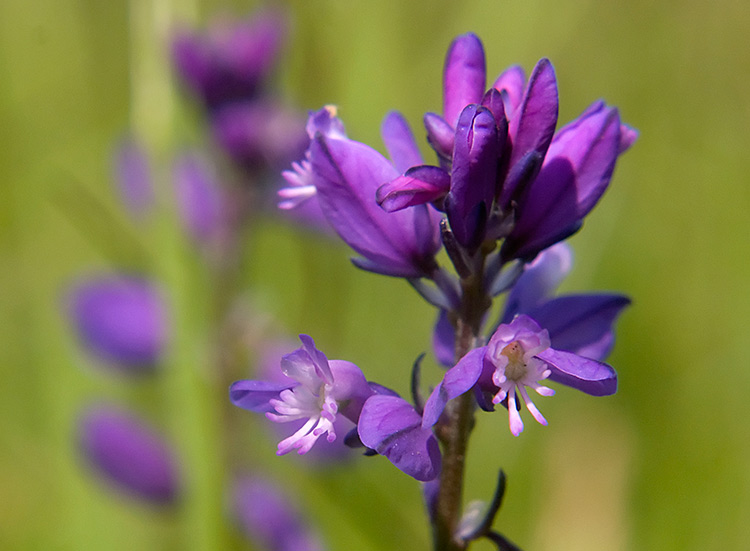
[505, 58, 558, 201]
[447, 105, 500, 249]
[424, 112, 455, 161]
[358, 395, 441, 482]
[432, 310, 455, 367]
[114, 137, 153, 218]
[78, 406, 180, 504]
[232, 476, 323, 551]
[500, 156, 581, 261]
[443, 33, 486, 127]
[310, 134, 440, 278]
[422, 347, 487, 428]
[381, 111, 423, 173]
[229, 379, 294, 413]
[536, 348, 617, 396]
[173, 152, 227, 244]
[376, 165, 450, 212]
[68, 275, 168, 371]
[492, 65, 525, 115]
[529, 294, 631, 361]
[545, 103, 621, 217]
[501, 242, 573, 323]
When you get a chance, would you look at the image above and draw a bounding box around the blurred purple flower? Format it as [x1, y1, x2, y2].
[67, 275, 168, 372]
[232, 476, 324, 551]
[171, 10, 286, 110]
[230, 335, 374, 455]
[280, 106, 442, 278]
[78, 405, 180, 504]
[172, 152, 228, 245]
[212, 100, 308, 171]
[423, 314, 618, 436]
[113, 137, 153, 218]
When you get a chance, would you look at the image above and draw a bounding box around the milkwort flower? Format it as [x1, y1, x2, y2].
[280, 106, 443, 278]
[423, 314, 618, 437]
[377, 33, 637, 259]
[230, 335, 441, 480]
[230, 335, 374, 455]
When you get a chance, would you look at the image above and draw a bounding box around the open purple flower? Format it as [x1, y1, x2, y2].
[230, 335, 374, 455]
[67, 275, 168, 372]
[376, 33, 637, 259]
[280, 106, 442, 278]
[232, 476, 323, 551]
[78, 405, 181, 504]
[423, 314, 618, 436]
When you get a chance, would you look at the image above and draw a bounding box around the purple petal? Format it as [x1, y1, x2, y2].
[422, 347, 486, 428]
[492, 65, 525, 115]
[358, 395, 441, 482]
[529, 294, 630, 361]
[432, 310, 455, 367]
[501, 242, 573, 323]
[446, 105, 500, 249]
[298, 334, 334, 383]
[381, 111, 423, 173]
[78, 406, 180, 504]
[443, 33, 486, 126]
[536, 348, 617, 396]
[229, 379, 294, 413]
[503, 59, 558, 206]
[232, 476, 323, 551]
[500, 156, 581, 261]
[310, 134, 440, 277]
[114, 138, 153, 218]
[173, 153, 227, 244]
[481, 88, 508, 139]
[328, 360, 374, 421]
[67, 275, 167, 371]
[424, 112, 455, 162]
[376, 165, 450, 212]
[545, 102, 622, 216]
[619, 123, 639, 153]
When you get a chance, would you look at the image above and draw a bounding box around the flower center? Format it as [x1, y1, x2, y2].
[501, 341, 527, 381]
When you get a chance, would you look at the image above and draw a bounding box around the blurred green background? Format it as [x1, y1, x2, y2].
[2, 0, 749, 549]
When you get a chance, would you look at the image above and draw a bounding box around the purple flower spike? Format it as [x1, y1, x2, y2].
[424, 315, 617, 436]
[443, 33, 486, 127]
[230, 335, 374, 455]
[68, 275, 168, 371]
[78, 406, 180, 504]
[114, 137, 153, 218]
[173, 153, 227, 245]
[358, 395, 441, 481]
[445, 104, 500, 249]
[171, 10, 286, 110]
[232, 476, 323, 551]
